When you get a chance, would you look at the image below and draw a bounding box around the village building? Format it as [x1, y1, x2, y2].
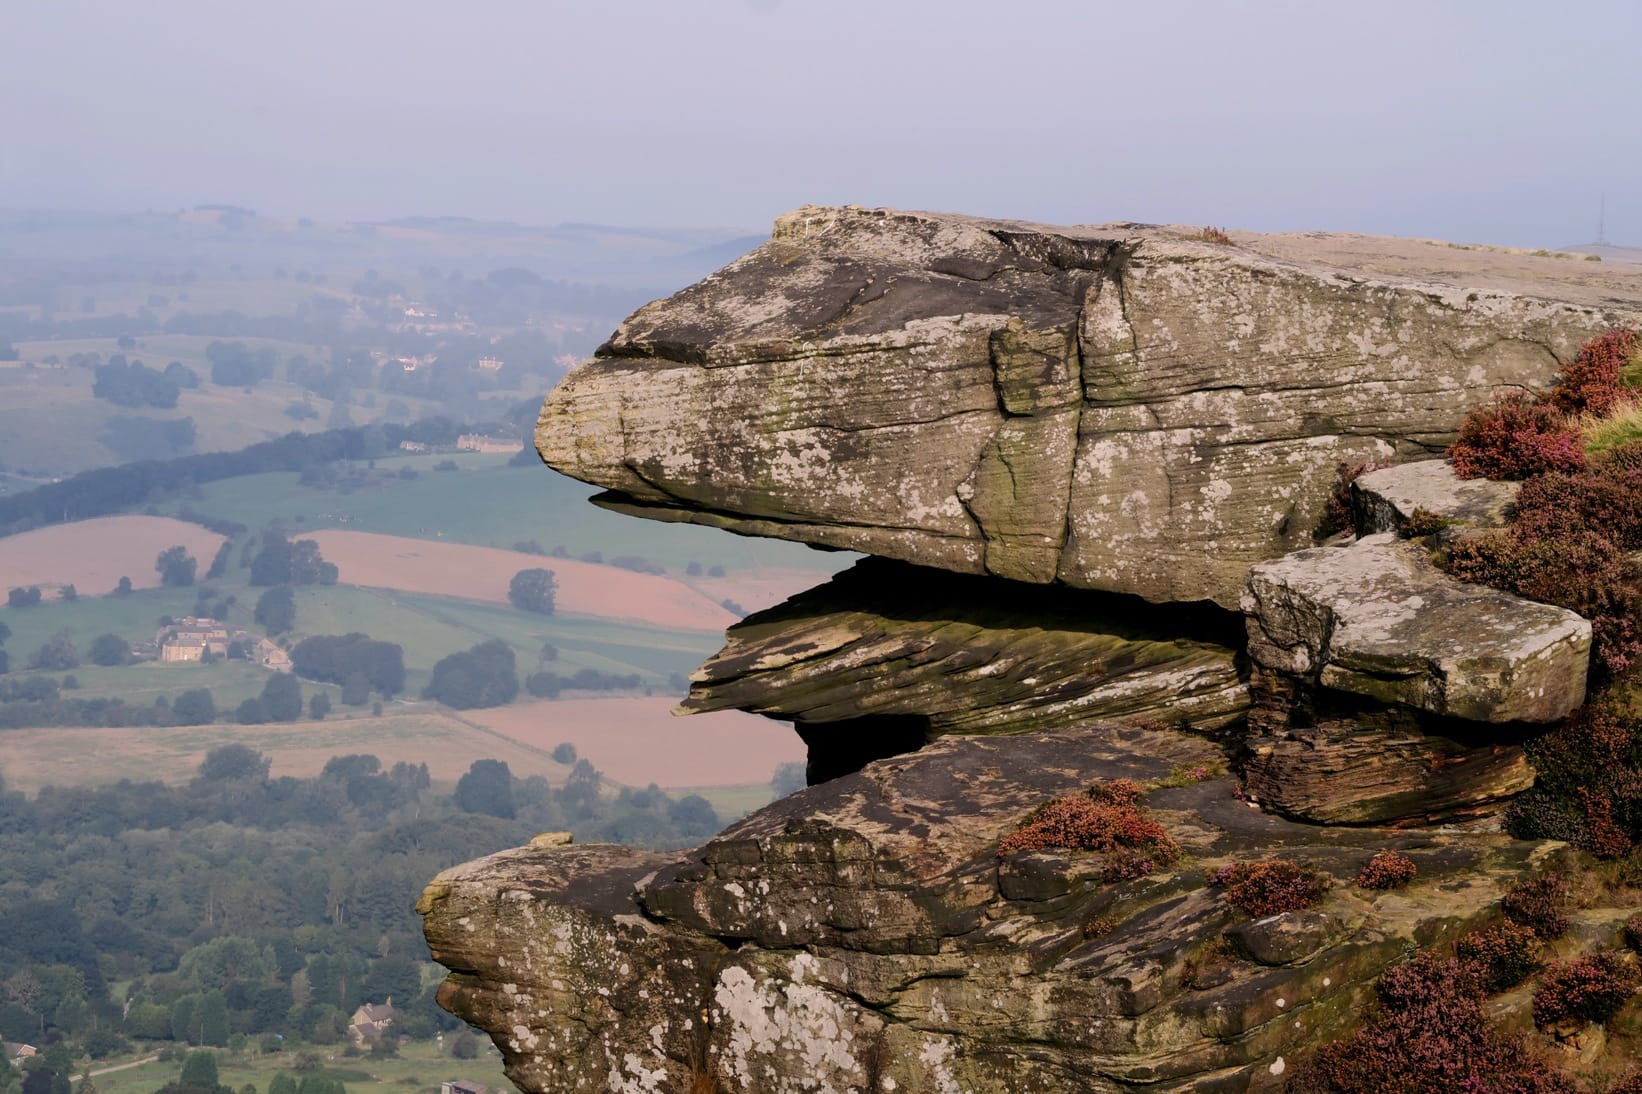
[456, 433, 524, 455]
[348, 1000, 396, 1043]
[160, 618, 230, 662]
[3, 1044, 37, 1063]
[476, 355, 504, 372]
[440, 1082, 486, 1094]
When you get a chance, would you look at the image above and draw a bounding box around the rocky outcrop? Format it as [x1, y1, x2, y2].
[680, 558, 1249, 777]
[1242, 532, 1590, 724]
[422, 726, 1564, 1093]
[430, 215, 1637, 1091]
[539, 205, 1628, 608]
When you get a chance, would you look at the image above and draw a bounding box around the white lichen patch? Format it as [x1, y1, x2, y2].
[712, 963, 868, 1093]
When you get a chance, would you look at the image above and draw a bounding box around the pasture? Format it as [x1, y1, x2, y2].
[0, 707, 573, 793]
[0, 338, 450, 473]
[179, 457, 849, 575]
[82, 1037, 511, 1094]
[289, 583, 720, 694]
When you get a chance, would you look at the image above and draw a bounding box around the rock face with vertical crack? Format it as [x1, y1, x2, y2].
[538, 206, 1627, 608]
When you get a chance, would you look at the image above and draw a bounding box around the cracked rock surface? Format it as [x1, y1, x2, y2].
[421, 726, 1564, 1093]
[537, 205, 1631, 608]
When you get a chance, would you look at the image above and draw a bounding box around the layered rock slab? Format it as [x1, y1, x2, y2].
[539, 205, 1630, 608]
[1242, 533, 1590, 724]
[680, 558, 1250, 774]
[422, 726, 1564, 1093]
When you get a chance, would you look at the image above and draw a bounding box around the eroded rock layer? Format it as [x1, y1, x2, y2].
[680, 558, 1250, 749]
[422, 726, 1563, 1093]
[539, 206, 1628, 607]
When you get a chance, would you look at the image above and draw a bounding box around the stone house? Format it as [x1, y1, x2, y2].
[348, 1001, 395, 1043]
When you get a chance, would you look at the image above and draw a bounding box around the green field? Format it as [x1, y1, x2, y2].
[0, 571, 718, 707]
[80, 1039, 513, 1094]
[291, 584, 717, 695]
[179, 455, 841, 573]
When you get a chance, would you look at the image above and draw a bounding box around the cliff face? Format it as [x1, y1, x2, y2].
[537, 206, 1629, 608]
[425, 210, 1642, 1092]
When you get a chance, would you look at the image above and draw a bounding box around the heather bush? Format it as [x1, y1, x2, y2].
[997, 779, 1181, 882]
[1209, 860, 1329, 916]
[1292, 950, 1573, 1094]
[1611, 1070, 1642, 1094]
[1548, 328, 1637, 417]
[1449, 393, 1586, 480]
[1627, 913, 1642, 953]
[1455, 922, 1543, 992]
[1531, 951, 1639, 1029]
[1505, 703, 1642, 858]
[1356, 850, 1418, 890]
[1502, 873, 1572, 940]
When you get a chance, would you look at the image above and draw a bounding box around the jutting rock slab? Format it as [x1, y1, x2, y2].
[680, 557, 1250, 776]
[538, 206, 1629, 608]
[421, 726, 1564, 1094]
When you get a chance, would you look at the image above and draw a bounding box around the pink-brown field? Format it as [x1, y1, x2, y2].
[460, 697, 804, 789]
[0, 515, 226, 595]
[304, 529, 739, 632]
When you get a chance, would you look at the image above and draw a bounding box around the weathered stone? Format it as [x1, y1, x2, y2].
[679, 559, 1250, 767]
[1224, 909, 1351, 967]
[423, 726, 1566, 1093]
[539, 205, 1634, 608]
[1352, 459, 1520, 535]
[1243, 533, 1590, 723]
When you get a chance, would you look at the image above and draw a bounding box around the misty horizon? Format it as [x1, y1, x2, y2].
[4, 1, 1640, 251]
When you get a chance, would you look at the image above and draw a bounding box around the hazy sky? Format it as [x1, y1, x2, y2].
[4, 0, 1639, 247]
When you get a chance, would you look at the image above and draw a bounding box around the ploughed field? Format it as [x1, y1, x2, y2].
[302, 529, 739, 632]
[0, 515, 225, 595]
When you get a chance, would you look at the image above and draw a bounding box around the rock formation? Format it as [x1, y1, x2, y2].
[422, 727, 1564, 1094]
[538, 205, 1629, 609]
[426, 209, 1642, 1091]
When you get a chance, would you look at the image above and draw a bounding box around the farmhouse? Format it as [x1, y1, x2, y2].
[440, 1082, 486, 1094]
[348, 1001, 396, 1043]
[159, 618, 231, 662]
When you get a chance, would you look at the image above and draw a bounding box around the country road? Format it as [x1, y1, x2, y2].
[82, 1055, 159, 1079]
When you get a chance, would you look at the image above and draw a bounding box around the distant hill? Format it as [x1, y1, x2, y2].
[1558, 242, 1642, 265]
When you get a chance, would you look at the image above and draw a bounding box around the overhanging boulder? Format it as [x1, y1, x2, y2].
[538, 206, 1631, 608]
